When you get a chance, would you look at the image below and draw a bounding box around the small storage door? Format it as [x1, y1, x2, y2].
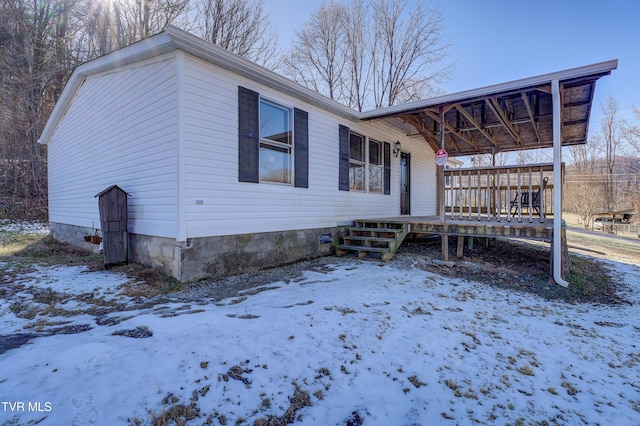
[96, 185, 129, 265]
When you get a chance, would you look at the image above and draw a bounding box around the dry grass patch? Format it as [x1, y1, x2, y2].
[408, 375, 427, 388]
[400, 238, 627, 305]
[7, 236, 102, 267]
[114, 264, 184, 297]
[0, 232, 48, 256]
[561, 380, 579, 396]
[517, 364, 535, 376]
[2, 236, 185, 298]
[150, 401, 200, 426]
[444, 378, 461, 396]
[409, 306, 431, 316]
[253, 387, 312, 426]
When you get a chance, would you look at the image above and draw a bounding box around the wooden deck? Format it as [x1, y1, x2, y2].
[336, 215, 569, 281]
[372, 215, 560, 241]
[337, 215, 563, 260]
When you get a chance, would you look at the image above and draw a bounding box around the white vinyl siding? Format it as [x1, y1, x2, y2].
[47, 55, 180, 238]
[183, 55, 437, 238]
[47, 51, 437, 242]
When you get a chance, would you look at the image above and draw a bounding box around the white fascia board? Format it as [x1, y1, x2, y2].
[38, 72, 86, 145]
[361, 59, 618, 120]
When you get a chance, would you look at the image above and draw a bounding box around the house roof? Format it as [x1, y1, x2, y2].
[39, 26, 617, 156]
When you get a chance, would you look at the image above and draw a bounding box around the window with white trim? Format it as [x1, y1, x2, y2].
[368, 139, 383, 193]
[259, 99, 292, 184]
[339, 125, 390, 194]
[349, 132, 365, 191]
[348, 132, 385, 193]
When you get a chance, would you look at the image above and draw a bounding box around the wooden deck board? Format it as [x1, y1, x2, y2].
[357, 216, 561, 241]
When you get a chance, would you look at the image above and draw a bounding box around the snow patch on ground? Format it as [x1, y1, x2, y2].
[17, 265, 129, 299]
[0, 220, 50, 235]
[0, 258, 639, 425]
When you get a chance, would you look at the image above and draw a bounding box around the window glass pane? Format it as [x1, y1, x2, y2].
[260, 100, 291, 144]
[369, 140, 381, 165]
[349, 163, 365, 191]
[369, 165, 383, 192]
[260, 143, 291, 183]
[350, 133, 364, 162]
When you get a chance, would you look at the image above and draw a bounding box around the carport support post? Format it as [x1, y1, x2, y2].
[552, 79, 569, 287]
[439, 105, 448, 261]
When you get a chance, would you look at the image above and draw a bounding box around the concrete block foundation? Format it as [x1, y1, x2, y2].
[51, 222, 346, 282]
[179, 227, 345, 282]
[50, 222, 101, 254]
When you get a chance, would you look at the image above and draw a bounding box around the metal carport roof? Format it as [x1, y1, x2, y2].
[361, 60, 618, 156]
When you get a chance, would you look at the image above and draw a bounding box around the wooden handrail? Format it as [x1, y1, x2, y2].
[443, 163, 562, 223]
[445, 162, 554, 173]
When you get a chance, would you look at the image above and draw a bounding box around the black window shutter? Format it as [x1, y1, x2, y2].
[238, 86, 259, 183]
[383, 142, 391, 195]
[294, 108, 309, 188]
[338, 125, 350, 191]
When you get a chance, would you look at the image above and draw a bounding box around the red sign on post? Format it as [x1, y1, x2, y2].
[435, 149, 448, 167]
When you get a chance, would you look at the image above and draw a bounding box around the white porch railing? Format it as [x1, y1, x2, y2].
[444, 163, 560, 223]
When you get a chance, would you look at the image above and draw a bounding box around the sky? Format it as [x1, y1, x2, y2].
[263, 0, 639, 131]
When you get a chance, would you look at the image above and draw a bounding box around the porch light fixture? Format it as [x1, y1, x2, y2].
[393, 140, 401, 157]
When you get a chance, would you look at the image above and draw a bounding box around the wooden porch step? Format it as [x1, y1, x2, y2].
[349, 227, 405, 235]
[335, 244, 396, 261]
[336, 221, 409, 262]
[343, 235, 397, 243]
[354, 221, 404, 229]
[336, 244, 390, 253]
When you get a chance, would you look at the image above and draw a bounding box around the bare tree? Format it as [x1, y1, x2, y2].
[516, 148, 551, 165]
[468, 152, 509, 167]
[195, 0, 278, 68]
[624, 106, 640, 152]
[1, 0, 279, 219]
[371, 0, 450, 107]
[0, 0, 77, 217]
[566, 178, 604, 228]
[0, 0, 193, 218]
[565, 143, 604, 227]
[342, 0, 370, 111]
[282, 0, 346, 100]
[623, 106, 640, 212]
[72, 0, 191, 59]
[600, 96, 623, 212]
[284, 0, 451, 110]
[115, 0, 191, 47]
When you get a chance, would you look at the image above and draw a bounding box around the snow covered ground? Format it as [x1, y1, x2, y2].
[1, 237, 639, 424]
[0, 220, 50, 236]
